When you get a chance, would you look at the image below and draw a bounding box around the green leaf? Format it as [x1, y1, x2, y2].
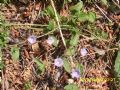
[0, 50, 4, 69]
[0, 52, 4, 70]
[68, 18, 76, 26]
[101, 0, 108, 5]
[70, 30, 80, 46]
[11, 46, 19, 61]
[87, 12, 96, 22]
[23, 81, 31, 90]
[45, 6, 55, 18]
[64, 84, 79, 90]
[114, 51, 120, 76]
[0, 32, 8, 47]
[63, 58, 71, 73]
[34, 58, 45, 74]
[47, 20, 55, 31]
[70, 1, 83, 11]
[0, 62, 4, 70]
[76, 63, 83, 75]
[91, 27, 108, 40]
[78, 11, 88, 22]
[64, 47, 75, 56]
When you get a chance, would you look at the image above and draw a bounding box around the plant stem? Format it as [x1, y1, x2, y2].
[50, 0, 66, 48]
[4, 23, 69, 27]
[95, 3, 112, 22]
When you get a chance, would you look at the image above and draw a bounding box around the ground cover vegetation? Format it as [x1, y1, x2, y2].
[0, 0, 120, 90]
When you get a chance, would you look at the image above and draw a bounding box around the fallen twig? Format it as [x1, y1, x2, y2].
[94, 3, 112, 22]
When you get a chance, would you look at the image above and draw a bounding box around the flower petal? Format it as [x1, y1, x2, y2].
[46, 36, 55, 45]
[54, 57, 63, 67]
[80, 48, 87, 56]
[27, 35, 36, 44]
[71, 69, 80, 78]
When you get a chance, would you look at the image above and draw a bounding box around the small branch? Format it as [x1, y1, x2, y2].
[95, 4, 112, 22]
[50, 0, 75, 67]
[5, 23, 48, 27]
[112, 0, 120, 9]
[4, 23, 69, 28]
[37, 29, 56, 38]
[50, 0, 67, 48]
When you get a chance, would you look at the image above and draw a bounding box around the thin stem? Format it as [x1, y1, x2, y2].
[4, 23, 69, 27]
[37, 29, 56, 38]
[95, 3, 112, 22]
[50, 0, 75, 67]
[4, 23, 48, 27]
[112, 0, 120, 9]
[50, 0, 66, 48]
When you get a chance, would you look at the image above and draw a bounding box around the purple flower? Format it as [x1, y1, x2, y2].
[80, 48, 87, 56]
[46, 36, 55, 45]
[54, 57, 63, 67]
[27, 35, 37, 44]
[71, 69, 80, 78]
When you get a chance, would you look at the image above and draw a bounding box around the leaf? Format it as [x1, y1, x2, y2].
[101, 0, 108, 5]
[0, 53, 4, 70]
[114, 51, 120, 76]
[64, 47, 75, 56]
[47, 19, 55, 31]
[76, 63, 83, 75]
[64, 84, 79, 90]
[0, 48, 4, 70]
[0, 32, 7, 47]
[91, 27, 108, 40]
[23, 81, 31, 90]
[87, 12, 96, 22]
[0, 62, 4, 70]
[70, 1, 83, 11]
[45, 6, 55, 18]
[70, 30, 80, 46]
[11, 46, 19, 61]
[78, 11, 88, 22]
[34, 58, 45, 74]
[63, 58, 71, 73]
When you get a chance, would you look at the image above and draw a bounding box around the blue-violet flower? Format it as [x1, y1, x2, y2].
[54, 57, 63, 67]
[27, 35, 37, 44]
